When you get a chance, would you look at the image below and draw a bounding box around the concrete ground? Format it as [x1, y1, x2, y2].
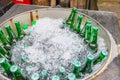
[0, 4, 120, 80]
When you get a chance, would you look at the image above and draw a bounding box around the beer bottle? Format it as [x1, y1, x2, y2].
[41, 69, 47, 79]
[82, 54, 94, 74]
[66, 8, 77, 27]
[14, 21, 24, 39]
[5, 25, 16, 43]
[80, 20, 92, 37]
[84, 24, 92, 43]
[74, 15, 83, 33]
[32, 20, 36, 25]
[67, 73, 76, 80]
[0, 29, 10, 50]
[0, 57, 12, 77]
[88, 27, 98, 52]
[71, 59, 81, 78]
[0, 46, 11, 59]
[10, 65, 26, 80]
[52, 75, 60, 80]
[93, 49, 108, 65]
[0, 29, 9, 45]
[31, 72, 40, 80]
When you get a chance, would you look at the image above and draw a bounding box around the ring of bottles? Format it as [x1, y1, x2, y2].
[0, 8, 109, 80]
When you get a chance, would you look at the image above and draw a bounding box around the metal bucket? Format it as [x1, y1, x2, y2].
[0, 8, 114, 80]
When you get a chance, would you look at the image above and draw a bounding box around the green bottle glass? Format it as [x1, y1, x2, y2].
[82, 54, 94, 74]
[67, 73, 76, 80]
[31, 72, 40, 80]
[59, 66, 66, 74]
[5, 25, 16, 43]
[21, 54, 28, 62]
[10, 65, 26, 80]
[88, 27, 98, 52]
[80, 20, 92, 37]
[22, 24, 29, 30]
[0, 53, 4, 58]
[32, 20, 36, 25]
[0, 57, 11, 76]
[0, 46, 11, 59]
[0, 29, 9, 45]
[66, 7, 77, 27]
[41, 69, 47, 79]
[74, 15, 83, 33]
[52, 75, 60, 80]
[14, 21, 24, 39]
[84, 24, 92, 43]
[93, 49, 108, 65]
[71, 60, 81, 78]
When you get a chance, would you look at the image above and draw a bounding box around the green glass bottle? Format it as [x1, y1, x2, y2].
[93, 49, 108, 65]
[71, 60, 81, 78]
[0, 29, 9, 45]
[14, 21, 24, 39]
[31, 72, 40, 80]
[52, 75, 60, 80]
[82, 54, 94, 74]
[88, 27, 98, 52]
[41, 69, 47, 80]
[67, 73, 76, 80]
[74, 15, 83, 33]
[5, 25, 16, 43]
[0, 46, 11, 59]
[80, 20, 92, 37]
[10, 65, 26, 80]
[84, 24, 92, 43]
[0, 57, 12, 76]
[66, 7, 77, 27]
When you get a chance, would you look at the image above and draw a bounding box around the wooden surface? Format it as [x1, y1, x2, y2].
[0, 4, 120, 80]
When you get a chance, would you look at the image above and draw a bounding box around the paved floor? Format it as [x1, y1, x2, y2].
[0, 4, 120, 80]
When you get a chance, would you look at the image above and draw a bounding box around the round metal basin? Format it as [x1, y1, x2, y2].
[0, 8, 113, 80]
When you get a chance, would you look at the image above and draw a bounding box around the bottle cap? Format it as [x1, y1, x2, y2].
[78, 15, 83, 20]
[101, 49, 108, 56]
[86, 20, 92, 25]
[59, 67, 66, 73]
[32, 20, 36, 25]
[62, 20, 66, 24]
[5, 25, 11, 29]
[31, 73, 40, 80]
[52, 75, 60, 80]
[68, 73, 76, 80]
[71, 59, 81, 67]
[0, 57, 5, 64]
[41, 70, 47, 76]
[22, 24, 29, 30]
[87, 54, 94, 61]
[10, 65, 18, 72]
[72, 7, 77, 12]
[92, 27, 98, 34]
[21, 54, 28, 61]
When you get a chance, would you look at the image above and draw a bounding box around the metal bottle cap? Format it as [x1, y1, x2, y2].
[31, 72, 40, 80]
[52, 75, 60, 80]
[68, 73, 76, 80]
